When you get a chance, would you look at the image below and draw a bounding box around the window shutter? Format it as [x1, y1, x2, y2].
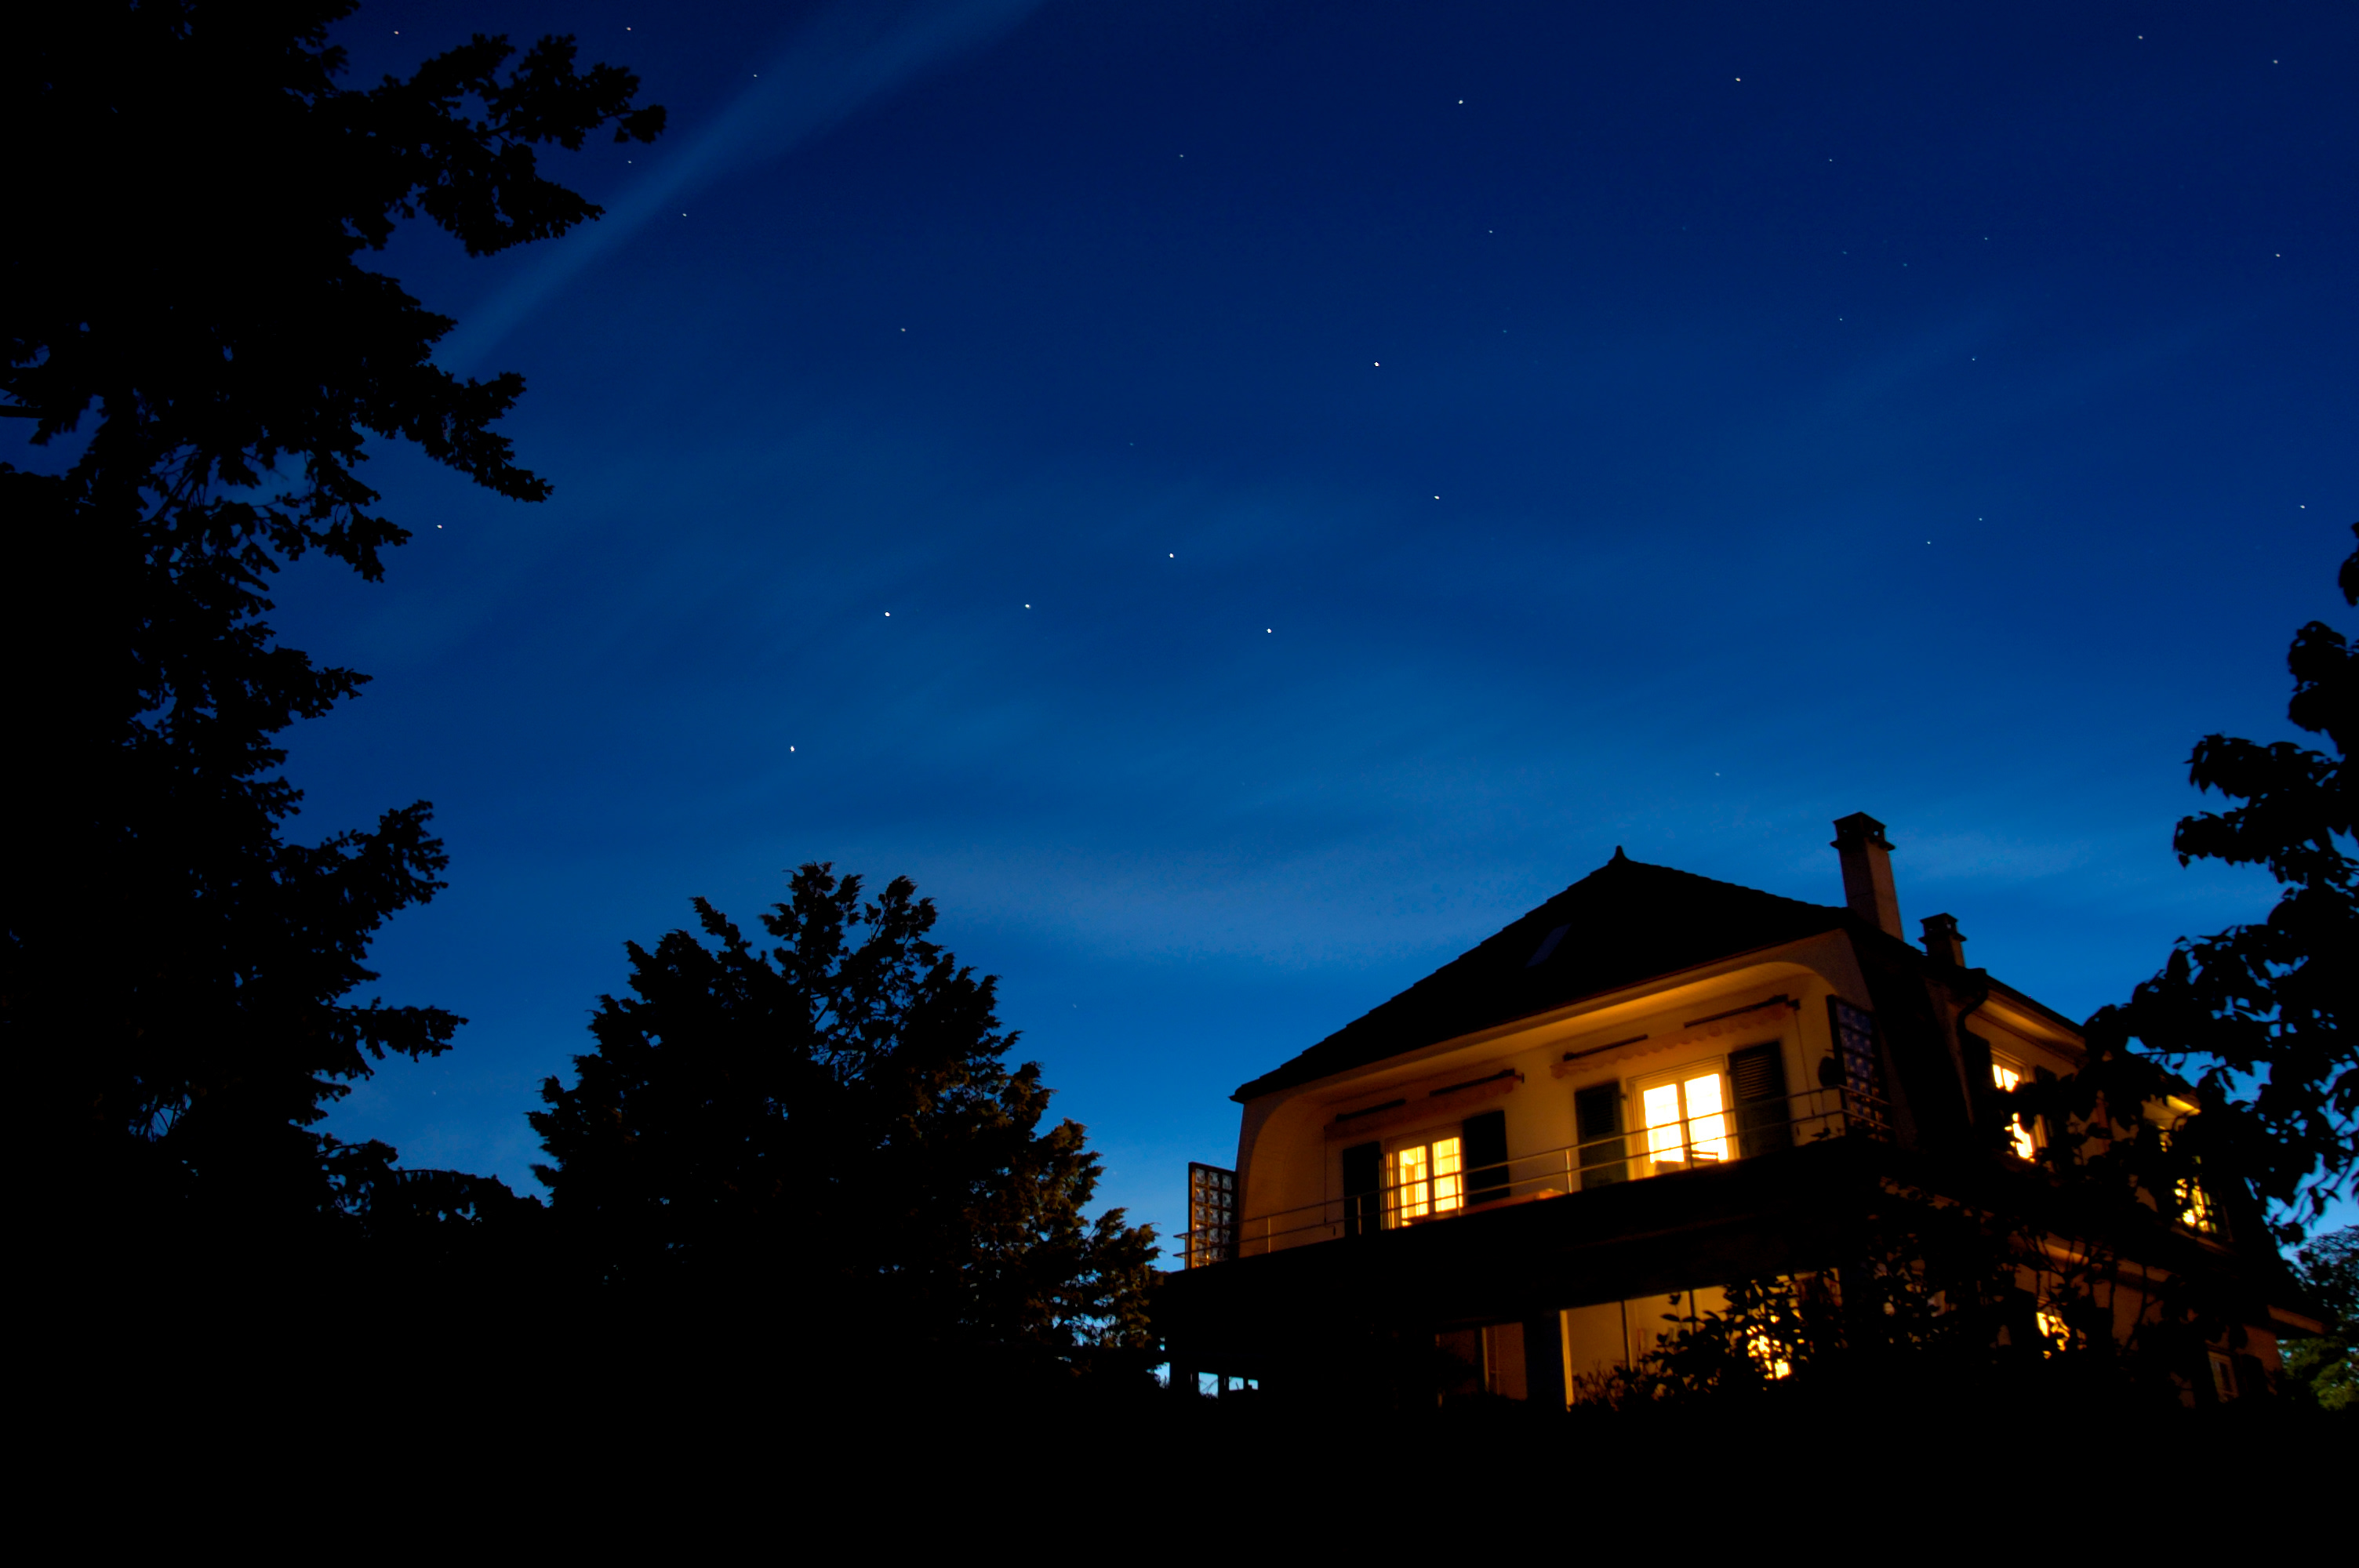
[1574, 1083, 1627, 1186]
[1463, 1109, 1510, 1204]
[1342, 1141, 1381, 1237]
[1730, 1041, 1792, 1158]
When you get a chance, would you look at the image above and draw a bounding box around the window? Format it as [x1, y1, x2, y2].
[1990, 1058, 2037, 1160]
[1390, 1133, 1463, 1224]
[1635, 1063, 1731, 1174]
[2157, 1123, 2223, 1236]
[2179, 1177, 2221, 1236]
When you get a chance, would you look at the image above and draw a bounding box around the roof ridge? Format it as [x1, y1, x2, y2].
[1230, 853, 1851, 1101]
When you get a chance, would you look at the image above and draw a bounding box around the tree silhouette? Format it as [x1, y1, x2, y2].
[530, 865, 1158, 1386]
[4, 4, 662, 1258]
[2282, 1225, 2354, 1409]
[2063, 523, 2357, 1239]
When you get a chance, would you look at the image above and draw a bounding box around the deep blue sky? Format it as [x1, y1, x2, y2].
[144, 2, 2359, 1238]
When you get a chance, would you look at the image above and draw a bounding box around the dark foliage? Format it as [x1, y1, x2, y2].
[4, 2, 662, 1255]
[2282, 1225, 2355, 1410]
[7, 2, 663, 576]
[2058, 524, 2357, 1238]
[530, 865, 1160, 1385]
[1572, 1174, 2195, 1414]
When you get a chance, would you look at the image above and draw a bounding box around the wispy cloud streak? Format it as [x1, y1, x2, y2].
[437, 0, 1044, 371]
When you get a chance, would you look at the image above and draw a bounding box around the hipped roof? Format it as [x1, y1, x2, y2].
[1233, 850, 1851, 1102]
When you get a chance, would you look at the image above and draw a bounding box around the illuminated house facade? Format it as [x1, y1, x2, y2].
[1157, 815, 2310, 1407]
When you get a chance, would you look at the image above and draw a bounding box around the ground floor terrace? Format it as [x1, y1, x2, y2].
[1153, 1136, 2303, 1410]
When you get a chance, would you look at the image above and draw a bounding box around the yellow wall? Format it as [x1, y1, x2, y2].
[1231, 931, 1886, 1252]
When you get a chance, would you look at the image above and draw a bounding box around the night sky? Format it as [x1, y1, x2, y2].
[141, 2, 2359, 1239]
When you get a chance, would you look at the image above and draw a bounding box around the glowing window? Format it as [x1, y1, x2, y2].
[1990, 1060, 2037, 1160]
[1638, 1067, 1731, 1171]
[2179, 1178, 2220, 1236]
[1390, 1134, 1463, 1225]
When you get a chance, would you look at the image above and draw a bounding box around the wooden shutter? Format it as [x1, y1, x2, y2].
[1730, 1041, 1791, 1158]
[1574, 1083, 1627, 1186]
[1463, 1109, 1510, 1205]
[1342, 1141, 1381, 1237]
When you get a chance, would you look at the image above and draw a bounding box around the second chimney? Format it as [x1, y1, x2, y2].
[1921, 913, 1966, 966]
[1832, 812, 1903, 938]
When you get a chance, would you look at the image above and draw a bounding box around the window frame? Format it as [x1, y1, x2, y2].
[1990, 1055, 2040, 1160]
[1630, 1058, 1735, 1177]
[1384, 1127, 1467, 1227]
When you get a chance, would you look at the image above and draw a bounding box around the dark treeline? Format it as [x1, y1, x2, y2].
[6, 3, 2348, 1444]
[8, 2, 661, 1308]
[5, 2, 1156, 1417]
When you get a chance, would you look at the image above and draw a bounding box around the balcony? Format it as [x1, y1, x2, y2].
[1182, 1084, 1889, 1266]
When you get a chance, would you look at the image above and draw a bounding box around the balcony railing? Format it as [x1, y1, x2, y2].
[1179, 1085, 1887, 1267]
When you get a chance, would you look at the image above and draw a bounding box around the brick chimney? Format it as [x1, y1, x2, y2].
[1831, 812, 1903, 938]
[1921, 913, 1965, 966]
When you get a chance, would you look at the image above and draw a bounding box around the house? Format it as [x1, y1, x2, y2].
[1155, 815, 2313, 1406]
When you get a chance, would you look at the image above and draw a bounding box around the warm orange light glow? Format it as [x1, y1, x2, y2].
[1747, 1330, 1792, 1379]
[1643, 1083, 1685, 1164]
[1990, 1061, 2037, 1160]
[1431, 1135, 1464, 1214]
[1395, 1143, 1430, 1221]
[1390, 1134, 1467, 1225]
[2178, 1178, 2219, 1235]
[1642, 1071, 1731, 1169]
[1683, 1072, 1729, 1162]
[2034, 1305, 2068, 1352]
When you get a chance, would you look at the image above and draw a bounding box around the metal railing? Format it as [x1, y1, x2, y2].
[1178, 1085, 1888, 1266]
